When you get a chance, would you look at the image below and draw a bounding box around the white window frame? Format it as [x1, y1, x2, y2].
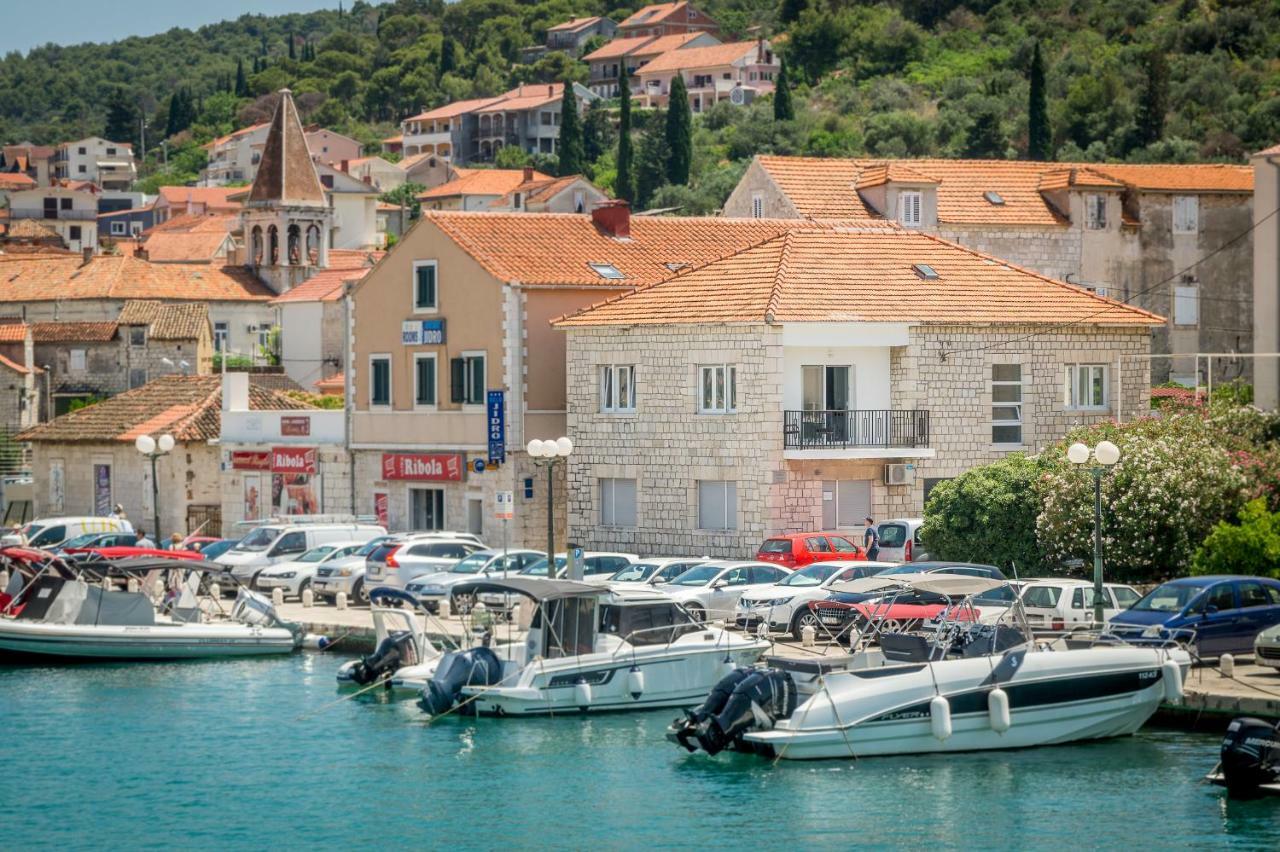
[1085, 194, 1107, 230]
[600, 477, 638, 528]
[460, 350, 486, 409]
[110, 220, 126, 236]
[751, 192, 763, 219]
[413, 352, 438, 410]
[213, 321, 229, 353]
[1174, 284, 1200, 326]
[1173, 195, 1199, 235]
[369, 353, 392, 409]
[412, 260, 438, 314]
[600, 364, 636, 413]
[69, 349, 86, 373]
[697, 480, 738, 531]
[898, 191, 922, 228]
[698, 364, 737, 414]
[1064, 363, 1108, 411]
[991, 363, 1023, 447]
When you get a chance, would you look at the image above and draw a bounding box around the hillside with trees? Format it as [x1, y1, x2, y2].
[2, 0, 1278, 210]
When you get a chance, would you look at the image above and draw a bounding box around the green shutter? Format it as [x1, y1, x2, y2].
[450, 357, 465, 403]
[415, 264, 436, 309]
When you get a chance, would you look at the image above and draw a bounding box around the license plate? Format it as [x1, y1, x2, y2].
[821, 616, 841, 625]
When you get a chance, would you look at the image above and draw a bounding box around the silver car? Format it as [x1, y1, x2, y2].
[406, 548, 545, 612]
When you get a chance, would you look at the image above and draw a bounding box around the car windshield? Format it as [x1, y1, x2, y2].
[758, 539, 792, 554]
[296, 546, 336, 563]
[669, 565, 720, 587]
[357, 537, 389, 556]
[780, 564, 837, 587]
[61, 533, 103, 548]
[19, 523, 45, 540]
[236, 528, 280, 551]
[611, 563, 658, 582]
[878, 524, 908, 548]
[451, 553, 494, 574]
[519, 556, 567, 577]
[1131, 581, 1207, 613]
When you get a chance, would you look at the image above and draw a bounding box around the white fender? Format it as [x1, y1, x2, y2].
[302, 634, 330, 650]
[1162, 659, 1184, 701]
[626, 666, 645, 700]
[988, 687, 1011, 733]
[574, 680, 592, 709]
[930, 695, 952, 741]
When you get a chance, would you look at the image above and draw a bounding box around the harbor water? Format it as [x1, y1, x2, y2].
[3, 653, 1279, 850]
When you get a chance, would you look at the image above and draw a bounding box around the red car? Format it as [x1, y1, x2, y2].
[808, 592, 978, 635]
[756, 532, 866, 569]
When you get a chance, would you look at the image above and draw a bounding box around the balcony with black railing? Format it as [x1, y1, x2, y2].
[784, 409, 931, 454]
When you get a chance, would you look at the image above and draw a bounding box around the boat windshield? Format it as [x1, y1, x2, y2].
[610, 562, 659, 582]
[519, 556, 568, 578]
[779, 564, 837, 587]
[297, 546, 336, 563]
[669, 565, 720, 587]
[1131, 581, 1208, 613]
[235, 527, 281, 552]
[876, 564, 931, 575]
[450, 553, 494, 574]
[60, 533, 104, 549]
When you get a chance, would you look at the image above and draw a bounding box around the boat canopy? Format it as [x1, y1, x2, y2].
[826, 577, 908, 595]
[17, 577, 155, 626]
[450, 578, 608, 602]
[905, 576, 1007, 597]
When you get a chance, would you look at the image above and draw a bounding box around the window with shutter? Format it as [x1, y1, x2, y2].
[466, 355, 485, 404]
[697, 480, 738, 530]
[1173, 196, 1198, 235]
[370, 356, 391, 407]
[899, 191, 922, 227]
[414, 354, 437, 407]
[450, 357, 465, 403]
[1174, 284, 1199, 326]
[413, 261, 437, 311]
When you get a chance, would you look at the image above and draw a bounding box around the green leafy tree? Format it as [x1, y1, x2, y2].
[1133, 49, 1169, 150]
[635, 107, 670, 208]
[1192, 499, 1280, 578]
[104, 89, 138, 146]
[921, 455, 1046, 574]
[583, 99, 614, 163]
[779, 0, 807, 25]
[557, 83, 584, 176]
[963, 99, 1008, 158]
[616, 64, 635, 203]
[1027, 41, 1050, 160]
[773, 56, 795, 122]
[494, 145, 531, 168]
[665, 77, 692, 185]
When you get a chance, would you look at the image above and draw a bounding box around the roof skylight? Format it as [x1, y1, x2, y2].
[912, 263, 939, 280]
[589, 262, 625, 280]
[984, 191, 1005, 205]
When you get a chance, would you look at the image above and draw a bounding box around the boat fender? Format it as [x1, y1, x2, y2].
[575, 679, 593, 711]
[1221, 653, 1235, 678]
[1162, 659, 1184, 701]
[930, 695, 952, 741]
[988, 688, 1011, 733]
[302, 633, 330, 651]
[626, 666, 645, 700]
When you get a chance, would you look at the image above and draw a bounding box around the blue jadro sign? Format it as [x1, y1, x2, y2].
[487, 390, 505, 464]
[422, 318, 445, 345]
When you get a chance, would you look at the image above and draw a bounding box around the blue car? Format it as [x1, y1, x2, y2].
[195, 539, 239, 562]
[1107, 575, 1280, 658]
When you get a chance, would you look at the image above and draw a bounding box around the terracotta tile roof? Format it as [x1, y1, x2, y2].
[637, 40, 762, 74]
[584, 34, 658, 61]
[382, 134, 403, 144]
[314, 372, 344, 394]
[0, 173, 36, 189]
[270, 266, 373, 304]
[549, 16, 604, 32]
[17, 374, 310, 444]
[555, 227, 1165, 328]
[247, 372, 305, 393]
[328, 249, 386, 269]
[753, 156, 877, 219]
[31, 321, 118, 342]
[0, 352, 31, 374]
[0, 254, 274, 303]
[1151, 386, 1205, 405]
[204, 122, 269, 150]
[476, 84, 567, 113]
[1084, 163, 1252, 193]
[406, 97, 505, 123]
[156, 186, 244, 212]
[619, 2, 686, 27]
[419, 169, 554, 200]
[631, 32, 708, 58]
[418, 211, 845, 288]
[854, 162, 939, 190]
[0, 320, 28, 342]
[1256, 143, 1280, 158]
[499, 174, 591, 206]
[142, 213, 236, 237]
[118, 300, 208, 339]
[141, 230, 233, 262]
[247, 90, 327, 208]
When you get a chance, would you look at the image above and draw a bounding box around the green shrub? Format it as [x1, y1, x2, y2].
[920, 454, 1045, 574]
[1192, 498, 1280, 578]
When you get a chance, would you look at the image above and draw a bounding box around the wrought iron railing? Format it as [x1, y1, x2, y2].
[783, 409, 930, 450]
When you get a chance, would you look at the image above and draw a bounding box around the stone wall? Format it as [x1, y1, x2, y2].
[720, 161, 800, 219]
[936, 224, 1081, 283]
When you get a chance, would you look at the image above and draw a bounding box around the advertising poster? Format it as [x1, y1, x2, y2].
[274, 473, 319, 516]
[243, 474, 262, 522]
[49, 459, 64, 514]
[93, 463, 112, 516]
[374, 491, 388, 528]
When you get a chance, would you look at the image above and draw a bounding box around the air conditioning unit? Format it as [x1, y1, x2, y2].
[885, 463, 916, 486]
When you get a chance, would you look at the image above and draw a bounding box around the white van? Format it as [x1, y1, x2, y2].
[216, 523, 386, 588]
[3, 516, 133, 548]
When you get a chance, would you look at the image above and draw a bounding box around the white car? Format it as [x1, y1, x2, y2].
[606, 558, 709, 591]
[736, 560, 899, 638]
[659, 560, 793, 622]
[476, 551, 640, 610]
[874, 518, 928, 563]
[254, 541, 368, 600]
[406, 548, 545, 612]
[313, 535, 396, 604]
[364, 532, 486, 591]
[1020, 579, 1142, 631]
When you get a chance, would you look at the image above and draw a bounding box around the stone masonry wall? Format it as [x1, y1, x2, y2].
[936, 225, 1082, 283]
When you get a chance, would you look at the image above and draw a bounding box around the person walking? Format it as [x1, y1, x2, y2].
[863, 516, 880, 561]
[136, 528, 156, 549]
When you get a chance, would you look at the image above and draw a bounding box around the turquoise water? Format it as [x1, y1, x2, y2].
[2, 653, 1279, 850]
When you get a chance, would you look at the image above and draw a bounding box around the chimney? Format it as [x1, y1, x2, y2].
[340, 159, 349, 173]
[186, 189, 193, 215]
[81, 246, 93, 265]
[522, 167, 535, 183]
[134, 244, 148, 261]
[222, 371, 249, 413]
[549, 85, 555, 96]
[591, 200, 631, 238]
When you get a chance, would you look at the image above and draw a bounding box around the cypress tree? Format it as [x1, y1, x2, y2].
[774, 56, 795, 121]
[636, 108, 670, 208]
[288, 31, 297, 60]
[665, 76, 692, 185]
[104, 90, 138, 147]
[235, 58, 248, 97]
[165, 91, 181, 138]
[440, 38, 457, 75]
[1134, 49, 1169, 149]
[583, 99, 613, 163]
[1027, 41, 1050, 160]
[616, 64, 635, 203]
[779, 0, 806, 24]
[557, 83, 584, 176]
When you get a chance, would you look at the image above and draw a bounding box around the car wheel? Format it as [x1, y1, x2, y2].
[686, 604, 706, 623]
[791, 610, 821, 641]
[352, 578, 368, 605]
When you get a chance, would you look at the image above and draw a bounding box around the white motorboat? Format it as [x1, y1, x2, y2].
[419, 578, 771, 717]
[0, 568, 300, 659]
[336, 587, 444, 696]
[671, 575, 1189, 759]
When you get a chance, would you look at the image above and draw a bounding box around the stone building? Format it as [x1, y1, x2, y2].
[1252, 143, 1280, 410]
[18, 374, 304, 539]
[0, 320, 38, 437]
[724, 156, 1254, 386]
[554, 227, 1161, 558]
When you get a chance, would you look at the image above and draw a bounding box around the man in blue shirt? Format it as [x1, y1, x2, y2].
[863, 516, 880, 561]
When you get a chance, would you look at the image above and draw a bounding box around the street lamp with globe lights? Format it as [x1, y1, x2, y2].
[1067, 439, 1121, 627]
[135, 433, 175, 546]
[527, 437, 573, 575]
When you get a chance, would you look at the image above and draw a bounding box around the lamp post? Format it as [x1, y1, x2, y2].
[526, 437, 573, 576]
[1067, 439, 1121, 628]
[135, 433, 175, 545]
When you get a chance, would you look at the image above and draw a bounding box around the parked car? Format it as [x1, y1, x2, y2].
[364, 533, 484, 591]
[188, 538, 238, 562]
[606, 558, 708, 590]
[216, 522, 386, 588]
[736, 560, 896, 639]
[175, 536, 222, 553]
[1255, 623, 1280, 670]
[756, 532, 866, 569]
[659, 560, 793, 622]
[1107, 575, 1280, 659]
[3, 516, 133, 548]
[875, 519, 929, 563]
[54, 531, 139, 553]
[254, 542, 368, 599]
[1019, 579, 1142, 632]
[313, 535, 395, 604]
[476, 552, 640, 611]
[406, 548, 545, 612]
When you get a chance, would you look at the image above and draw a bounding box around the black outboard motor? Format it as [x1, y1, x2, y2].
[418, 646, 504, 716]
[1218, 716, 1280, 796]
[349, 630, 420, 687]
[669, 667, 797, 756]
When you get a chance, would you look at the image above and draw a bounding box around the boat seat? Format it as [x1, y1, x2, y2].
[879, 632, 937, 663]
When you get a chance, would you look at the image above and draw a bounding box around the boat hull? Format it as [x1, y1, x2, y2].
[0, 620, 296, 660]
